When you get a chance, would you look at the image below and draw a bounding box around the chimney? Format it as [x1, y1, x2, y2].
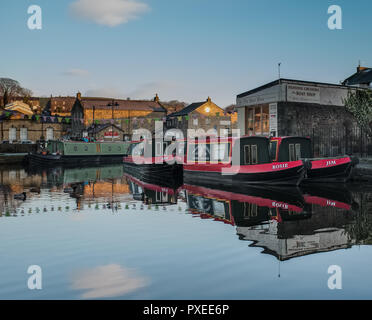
[357, 66, 368, 73]
[154, 94, 159, 102]
[207, 96, 211, 102]
[77, 92, 82, 100]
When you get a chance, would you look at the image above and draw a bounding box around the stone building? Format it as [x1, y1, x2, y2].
[0, 100, 68, 143]
[0, 115, 67, 143]
[70, 93, 167, 138]
[165, 97, 237, 138]
[87, 124, 126, 141]
[236, 78, 357, 137]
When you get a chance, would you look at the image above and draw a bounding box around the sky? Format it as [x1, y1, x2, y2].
[0, 0, 371, 107]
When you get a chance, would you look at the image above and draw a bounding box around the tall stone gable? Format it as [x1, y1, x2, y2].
[71, 92, 84, 137]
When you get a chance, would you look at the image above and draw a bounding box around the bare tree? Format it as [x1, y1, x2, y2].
[0, 78, 33, 107]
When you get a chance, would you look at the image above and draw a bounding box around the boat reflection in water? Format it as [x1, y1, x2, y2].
[1, 164, 372, 263]
[125, 173, 180, 206]
[180, 180, 368, 261]
[23, 164, 132, 211]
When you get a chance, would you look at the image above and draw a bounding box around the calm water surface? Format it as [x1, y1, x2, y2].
[0, 164, 372, 300]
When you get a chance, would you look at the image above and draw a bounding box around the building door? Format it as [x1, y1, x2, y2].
[46, 127, 54, 141]
[9, 127, 16, 142]
[20, 128, 28, 141]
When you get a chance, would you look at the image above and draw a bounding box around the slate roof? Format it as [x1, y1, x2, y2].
[81, 98, 166, 112]
[87, 123, 124, 134]
[343, 68, 372, 86]
[167, 102, 205, 117]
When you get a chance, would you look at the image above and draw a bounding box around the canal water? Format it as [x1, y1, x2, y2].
[0, 164, 371, 300]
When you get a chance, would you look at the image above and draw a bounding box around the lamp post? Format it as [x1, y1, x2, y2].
[107, 100, 119, 142]
[92, 105, 95, 140]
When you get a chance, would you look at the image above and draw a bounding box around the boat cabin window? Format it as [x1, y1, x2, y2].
[244, 145, 250, 164]
[155, 142, 162, 156]
[244, 145, 258, 165]
[269, 141, 278, 161]
[210, 142, 230, 163]
[131, 143, 144, 156]
[187, 142, 230, 163]
[188, 143, 210, 162]
[244, 203, 258, 218]
[289, 143, 301, 161]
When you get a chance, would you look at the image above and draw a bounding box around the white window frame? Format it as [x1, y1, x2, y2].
[46, 127, 54, 141]
[20, 127, 28, 142]
[9, 127, 16, 142]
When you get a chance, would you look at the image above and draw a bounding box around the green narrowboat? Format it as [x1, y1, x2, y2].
[27, 140, 130, 166]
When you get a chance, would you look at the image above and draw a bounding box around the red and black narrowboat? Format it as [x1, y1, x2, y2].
[123, 138, 182, 184]
[183, 136, 305, 186]
[270, 136, 359, 183]
[125, 173, 181, 205]
[301, 184, 358, 211]
[183, 183, 309, 227]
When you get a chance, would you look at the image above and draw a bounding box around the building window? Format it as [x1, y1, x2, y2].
[193, 118, 198, 126]
[254, 107, 261, 134]
[246, 105, 270, 136]
[20, 128, 28, 142]
[46, 127, 54, 141]
[9, 127, 16, 142]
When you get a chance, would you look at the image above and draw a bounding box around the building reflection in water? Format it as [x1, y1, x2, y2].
[1, 164, 372, 261]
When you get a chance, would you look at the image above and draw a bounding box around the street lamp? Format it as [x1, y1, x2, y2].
[107, 100, 119, 142]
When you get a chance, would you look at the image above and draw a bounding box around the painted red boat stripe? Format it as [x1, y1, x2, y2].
[310, 157, 351, 170]
[124, 174, 176, 194]
[184, 161, 303, 173]
[303, 195, 351, 210]
[183, 184, 303, 212]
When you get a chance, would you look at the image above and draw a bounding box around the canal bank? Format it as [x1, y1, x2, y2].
[353, 158, 372, 182]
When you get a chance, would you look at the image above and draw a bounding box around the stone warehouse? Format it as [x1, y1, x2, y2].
[165, 97, 238, 138]
[70, 93, 168, 137]
[236, 78, 358, 137]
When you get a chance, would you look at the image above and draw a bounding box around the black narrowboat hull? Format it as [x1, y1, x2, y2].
[303, 157, 358, 183]
[184, 161, 305, 187]
[26, 153, 125, 167]
[123, 161, 183, 186]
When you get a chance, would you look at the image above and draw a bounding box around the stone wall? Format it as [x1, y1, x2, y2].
[0, 119, 67, 142]
[277, 102, 357, 137]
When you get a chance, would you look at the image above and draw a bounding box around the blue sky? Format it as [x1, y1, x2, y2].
[0, 0, 371, 106]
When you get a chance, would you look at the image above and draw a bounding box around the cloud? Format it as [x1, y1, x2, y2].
[70, 0, 150, 27]
[128, 81, 177, 99]
[62, 68, 90, 77]
[85, 87, 124, 98]
[71, 264, 148, 299]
